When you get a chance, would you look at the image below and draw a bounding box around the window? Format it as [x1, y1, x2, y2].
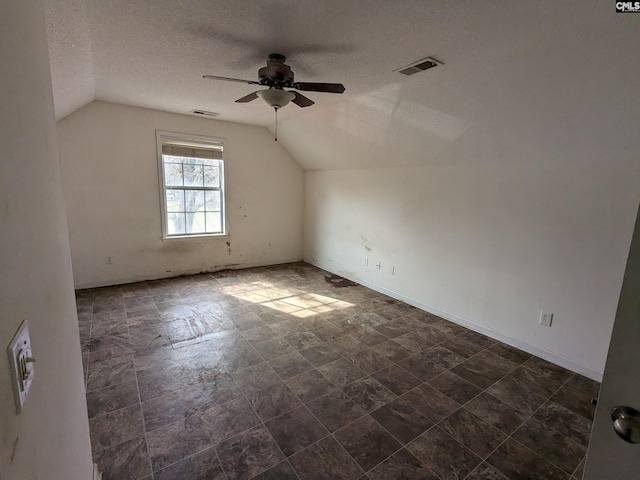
[157, 131, 226, 238]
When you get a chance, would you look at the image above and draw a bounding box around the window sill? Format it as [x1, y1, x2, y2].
[161, 233, 229, 242]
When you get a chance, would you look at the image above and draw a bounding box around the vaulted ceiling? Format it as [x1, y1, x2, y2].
[44, 1, 639, 170]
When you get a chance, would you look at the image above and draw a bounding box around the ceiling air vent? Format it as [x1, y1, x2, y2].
[191, 109, 219, 118]
[394, 57, 443, 76]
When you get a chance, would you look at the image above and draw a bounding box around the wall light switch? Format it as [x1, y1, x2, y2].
[7, 320, 36, 413]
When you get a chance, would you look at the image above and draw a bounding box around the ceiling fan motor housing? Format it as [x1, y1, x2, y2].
[258, 54, 295, 87]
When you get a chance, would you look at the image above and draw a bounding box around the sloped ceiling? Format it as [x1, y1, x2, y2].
[45, 1, 640, 170]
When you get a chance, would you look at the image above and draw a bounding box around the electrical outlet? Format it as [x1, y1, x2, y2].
[363, 258, 368, 266]
[540, 311, 553, 327]
[375, 261, 382, 270]
[105, 256, 113, 265]
[390, 266, 395, 275]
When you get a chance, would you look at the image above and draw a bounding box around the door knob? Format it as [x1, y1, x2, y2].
[612, 406, 640, 444]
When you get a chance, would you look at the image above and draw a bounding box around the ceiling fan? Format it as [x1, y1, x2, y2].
[203, 53, 345, 110]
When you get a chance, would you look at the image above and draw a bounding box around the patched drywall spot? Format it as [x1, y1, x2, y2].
[324, 274, 359, 288]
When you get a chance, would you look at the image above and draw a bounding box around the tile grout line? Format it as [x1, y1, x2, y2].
[127, 287, 155, 480]
[251, 340, 348, 478]
[256, 312, 483, 477]
[207, 313, 404, 478]
[273, 332, 412, 479]
[225, 341, 300, 479]
[176, 289, 308, 480]
[307, 333, 433, 478]
[372, 337, 579, 480]
[455, 367, 588, 480]
[136, 277, 223, 479]
[217, 358, 301, 478]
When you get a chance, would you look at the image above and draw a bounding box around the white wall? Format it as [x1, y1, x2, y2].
[305, 160, 638, 380]
[302, 3, 640, 381]
[58, 102, 304, 288]
[0, 1, 93, 479]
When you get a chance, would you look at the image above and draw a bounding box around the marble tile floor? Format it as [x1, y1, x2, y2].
[77, 262, 599, 480]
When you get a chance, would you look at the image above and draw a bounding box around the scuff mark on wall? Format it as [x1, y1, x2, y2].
[226, 241, 231, 255]
[10, 436, 19, 464]
[359, 233, 372, 251]
[160, 241, 199, 253]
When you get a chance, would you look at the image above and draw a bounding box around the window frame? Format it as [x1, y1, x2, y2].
[156, 130, 227, 239]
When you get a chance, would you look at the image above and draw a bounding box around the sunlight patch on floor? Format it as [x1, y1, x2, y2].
[225, 282, 354, 318]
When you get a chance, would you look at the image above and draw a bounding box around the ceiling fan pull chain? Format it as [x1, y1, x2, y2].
[274, 107, 278, 141]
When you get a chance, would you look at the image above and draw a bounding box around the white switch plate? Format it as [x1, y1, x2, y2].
[7, 320, 35, 413]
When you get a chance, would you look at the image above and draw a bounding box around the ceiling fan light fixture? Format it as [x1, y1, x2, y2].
[257, 88, 296, 109]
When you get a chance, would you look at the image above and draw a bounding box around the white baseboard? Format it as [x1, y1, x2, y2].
[93, 464, 102, 480]
[307, 258, 603, 382]
[74, 257, 302, 290]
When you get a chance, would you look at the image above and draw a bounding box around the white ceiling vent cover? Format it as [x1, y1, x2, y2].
[394, 57, 443, 76]
[191, 109, 219, 118]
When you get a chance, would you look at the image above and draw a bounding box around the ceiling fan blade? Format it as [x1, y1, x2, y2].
[203, 75, 260, 85]
[291, 92, 315, 108]
[235, 91, 259, 103]
[292, 82, 345, 94]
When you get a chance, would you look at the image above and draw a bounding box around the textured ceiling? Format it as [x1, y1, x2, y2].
[45, 1, 640, 170]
